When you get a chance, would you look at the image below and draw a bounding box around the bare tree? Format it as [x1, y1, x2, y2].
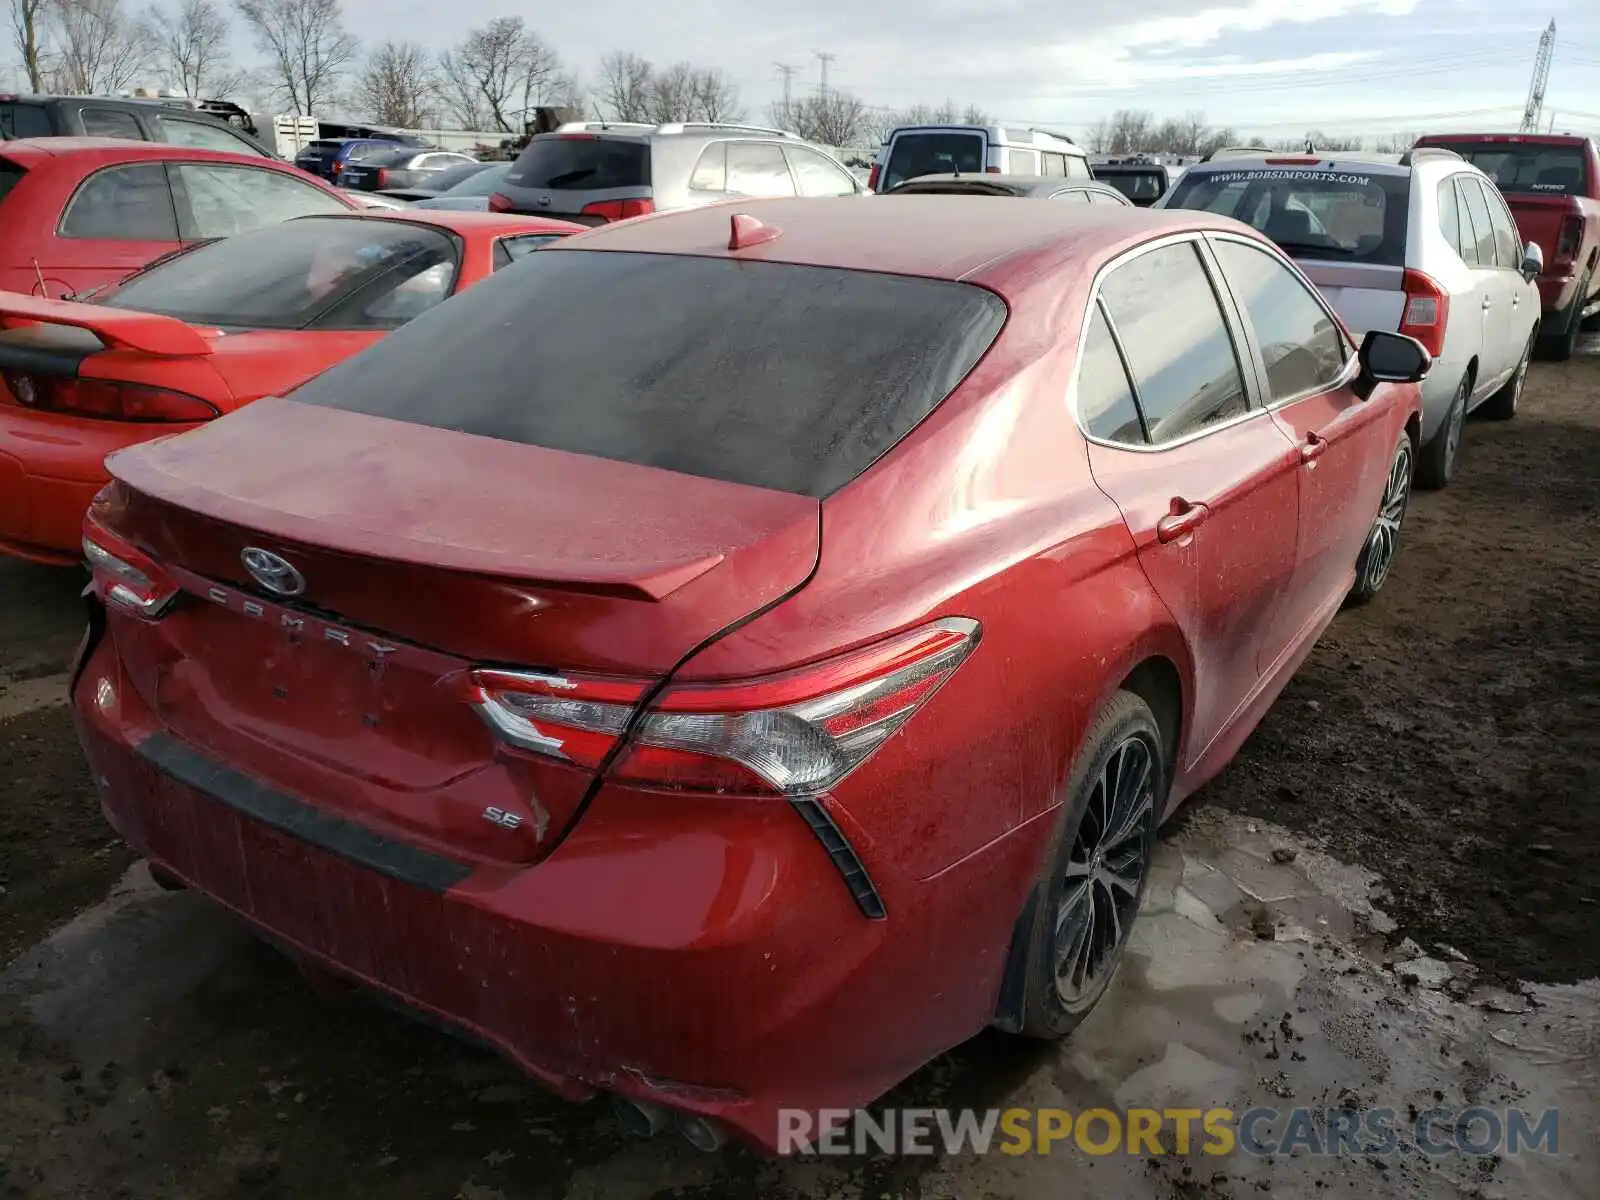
[866, 99, 991, 144]
[689, 65, 742, 123]
[789, 90, 866, 147]
[9, 0, 51, 89]
[51, 0, 152, 94]
[236, 0, 358, 115]
[439, 17, 564, 133]
[598, 49, 651, 122]
[145, 0, 244, 97]
[354, 39, 433, 126]
[643, 60, 694, 123]
[1104, 109, 1155, 154]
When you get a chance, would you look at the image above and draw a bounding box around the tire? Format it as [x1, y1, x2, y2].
[1539, 276, 1588, 361]
[1015, 690, 1165, 1040]
[1347, 432, 1414, 607]
[1414, 373, 1468, 490]
[1480, 329, 1534, 421]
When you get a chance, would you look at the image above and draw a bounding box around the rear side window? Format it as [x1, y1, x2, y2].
[1063, 155, 1092, 180]
[0, 159, 25, 206]
[1212, 239, 1348, 402]
[884, 132, 985, 190]
[60, 164, 178, 240]
[1437, 177, 1465, 257]
[507, 136, 650, 190]
[726, 142, 794, 197]
[1423, 141, 1588, 195]
[78, 107, 144, 139]
[1456, 177, 1498, 268]
[1078, 304, 1144, 444]
[1165, 167, 1411, 267]
[159, 114, 263, 155]
[1099, 242, 1248, 444]
[1098, 170, 1167, 202]
[291, 252, 1008, 498]
[0, 102, 52, 138]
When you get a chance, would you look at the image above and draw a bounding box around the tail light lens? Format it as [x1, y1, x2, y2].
[487, 192, 512, 213]
[1399, 268, 1449, 358]
[1554, 213, 1582, 267]
[331, 160, 343, 177]
[984, 166, 1001, 174]
[374, 167, 389, 188]
[462, 617, 981, 795]
[867, 163, 881, 190]
[83, 517, 178, 617]
[579, 198, 655, 222]
[2, 373, 217, 422]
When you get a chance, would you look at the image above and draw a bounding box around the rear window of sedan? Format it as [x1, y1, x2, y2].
[1165, 166, 1411, 267]
[101, 217, 461, 331]
[290, 251, 1008, 498]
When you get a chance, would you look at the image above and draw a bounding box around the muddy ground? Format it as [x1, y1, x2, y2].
[1, 341, 1597, 1199]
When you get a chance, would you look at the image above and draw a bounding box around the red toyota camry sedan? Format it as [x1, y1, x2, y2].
[71, 198, 1428, 1153]
[0, 209, 580, 563]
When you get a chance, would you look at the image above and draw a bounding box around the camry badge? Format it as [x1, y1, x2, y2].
[240, 547, 306, 597]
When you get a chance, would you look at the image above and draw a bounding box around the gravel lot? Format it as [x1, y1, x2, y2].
[2, 342, 1597, 1199]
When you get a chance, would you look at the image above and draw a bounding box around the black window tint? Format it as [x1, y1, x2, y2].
[1079, 304, 1144, 444]
[60, 164, 177, 240]
[1437, 177, 1464, 258]
[884, 132, 984, 190]
[0, 159, 25, 205]
[78, 107, 144, 139]
[690, 142, 727, 191]
[726, 142, 794, 197]
[0, 103, 53, 138]
[291, 252, 1008, 498]
[1213, 239, 1348, 402]
[508, 136, 650, 190]
[1099, 170, 1166, 202]
[1099, 242, 1248, 444]
[1457, 176, 1497, 267]
[104, 217, 459, 330]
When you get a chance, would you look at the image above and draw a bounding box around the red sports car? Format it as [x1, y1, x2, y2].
[72, 199, 1428, 1153]
[0, 137, 359, 300]
[0, 209, 582, 563]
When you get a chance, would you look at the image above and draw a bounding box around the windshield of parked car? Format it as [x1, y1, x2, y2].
[1165, 166, 1412, 266]
[101, 217, 461, 331]
[883, 132, 986, 190]
[1095, 168, 1169, 202]
[290, 251, 1008, 498]
[1418, 141, 1589, 196]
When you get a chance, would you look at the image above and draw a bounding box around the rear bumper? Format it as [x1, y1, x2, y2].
[1536, 273, 1582, 318]
[0, 406, 189, 562]
[71, 615, 1036, 1151]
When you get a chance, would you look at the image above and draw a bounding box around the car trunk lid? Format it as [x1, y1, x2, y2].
[94, 397, 821, 865]
[1293, 260, 1407, 337]
[496, 134, 652, 223]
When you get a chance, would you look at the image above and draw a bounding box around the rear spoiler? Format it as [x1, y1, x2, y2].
[0, 293, 214, 358]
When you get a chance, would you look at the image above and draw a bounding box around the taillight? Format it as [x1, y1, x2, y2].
[331, 160, 343, 177]
[82, 515, 178, 618]
[985, 166, 1001, 174]
[487, 192, 512, 213]
[1399, 268, 1449, 358]
[579, 198, 655, 222]
[374, 167, 389, 188]
[2, 372, 217, 421]
[867, 163, 881, 190]
[463, 617, 981, 795]
[1553, 213, 1582, 268]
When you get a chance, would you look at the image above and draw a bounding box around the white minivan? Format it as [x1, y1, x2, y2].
[869, 125, 1092, 193]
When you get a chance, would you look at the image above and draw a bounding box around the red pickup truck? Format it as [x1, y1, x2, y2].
[1414, 133, 1600, 360]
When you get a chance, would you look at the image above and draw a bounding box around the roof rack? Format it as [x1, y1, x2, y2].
[552, 120, 655, 133]
[1398, 146, 1463, 167]
[652, 121, 799, 139]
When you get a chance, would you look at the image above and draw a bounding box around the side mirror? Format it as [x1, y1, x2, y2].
[1353, 329, 1431, 400]
[1520, 240, 1543, 283]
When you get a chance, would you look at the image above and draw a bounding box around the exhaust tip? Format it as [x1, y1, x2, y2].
[611, 1094, 671, 1138]
[676, 1111, 729, 1152]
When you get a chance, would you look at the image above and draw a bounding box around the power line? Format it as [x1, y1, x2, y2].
[813, 51, 836, 97]
[774, 63, 795, 115]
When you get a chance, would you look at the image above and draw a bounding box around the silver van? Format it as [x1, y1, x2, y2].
[870, 125, 1091, 193]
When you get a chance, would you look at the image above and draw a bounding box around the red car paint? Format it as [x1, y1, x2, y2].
[72, 199, 1423, 1152]
[0, 138, 358, 300]
[0, 209, 583, 563]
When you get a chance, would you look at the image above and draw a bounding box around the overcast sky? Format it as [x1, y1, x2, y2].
[321, 0, 1600, 139]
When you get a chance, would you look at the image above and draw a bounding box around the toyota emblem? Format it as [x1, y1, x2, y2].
[240, 547, 306, 597]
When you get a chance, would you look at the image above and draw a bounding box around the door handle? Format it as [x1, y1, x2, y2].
[1482, 296, 1493, 310]
[1300, 431, 1329, 463]
[1512, 294, 1520, 307]
[1156, 498, 1210, 543]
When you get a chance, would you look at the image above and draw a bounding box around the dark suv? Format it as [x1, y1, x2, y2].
[0, 93, 276, 157]
[489, 121, 863, 224]
[294, 136, 435, 184]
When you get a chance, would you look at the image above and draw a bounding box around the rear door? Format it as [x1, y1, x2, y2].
[1081, 236, 1301, 761]
[46, 162, 183, 297]
[74, 105, 149, 141]
[1209, 234, 1386, 659]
